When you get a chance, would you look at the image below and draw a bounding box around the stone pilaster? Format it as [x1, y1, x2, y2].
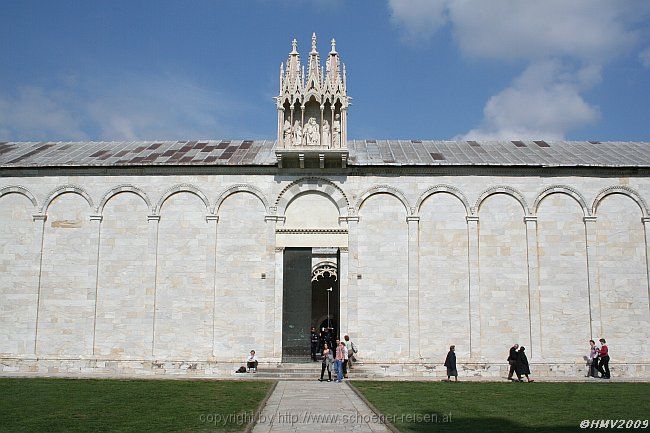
[277, 108, 284, 147]
[273, 246, 284, 359]
[466, 215, 481, 359]
[147, 215, 161, 356]
[264, 215, 280, 360]
[524, 215, 542, 361]
[338, 246, 349, 335]
[345, 214, 359, 339]
[206, 214, 219, 359]
[89, 214, 103, 356]
[406, 215, 420, 360]
[583, 216, 601, 338]
[32, 213, 47, 356]
[641, 217, 650, 309]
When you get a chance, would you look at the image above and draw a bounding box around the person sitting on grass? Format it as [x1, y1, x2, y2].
[246, 350, 258, 373]
[515, 346, 534, 382]
[444, 345, 458, 382]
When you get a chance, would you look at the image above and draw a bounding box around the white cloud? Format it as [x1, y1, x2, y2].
[640, 47, 650, 68]
[0, 86, 86, 141]
[462, 61, 600, 140]
[388, 0, 648, 139]
[388, 0, 448, 42]
[0, 74, 254, 141]
[445, 1, 639, 62]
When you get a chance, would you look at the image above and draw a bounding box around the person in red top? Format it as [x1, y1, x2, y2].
[597, 338, 610, 379]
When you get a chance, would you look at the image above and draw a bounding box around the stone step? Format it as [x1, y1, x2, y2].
[248, 373, 377, 380]
[255, 368, 371, 373]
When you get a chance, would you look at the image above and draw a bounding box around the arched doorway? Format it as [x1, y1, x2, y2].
[281, 248, 340, 362]
[311, 260, 340, 354]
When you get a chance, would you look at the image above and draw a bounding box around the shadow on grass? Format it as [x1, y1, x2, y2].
[395, 409, 597, 433]
[352, 381, 650, 433]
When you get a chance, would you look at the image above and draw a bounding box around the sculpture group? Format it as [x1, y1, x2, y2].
[283, 114, 341, 148]
[277, 34, 350, 150]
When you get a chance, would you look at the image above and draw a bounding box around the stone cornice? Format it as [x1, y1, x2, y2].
[3, 165, 649, 178]
[276, 228, 347, 234]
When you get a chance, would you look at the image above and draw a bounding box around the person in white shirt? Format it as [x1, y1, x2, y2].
[344, 334, 355, 372]
[246, 350, 258, 373]
[342, 342, 349, 378]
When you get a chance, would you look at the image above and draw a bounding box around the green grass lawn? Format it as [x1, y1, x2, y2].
[0, 378, 273, 433]
[352, 381, 650, 433]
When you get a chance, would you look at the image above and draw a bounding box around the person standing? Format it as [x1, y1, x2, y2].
[342, 339, 350, 378]
[597, 338, 610, 379]
[324, 328, 336, 351]
[334, 341, 345, 382]
[320, 328, 330, 353]
[310, 327, 319, 361]
[344, 335, 356, 370]
[507, 344, 519, 380]
[318, 343, 333, 382]
[444, 345, 458, 382]
[515, 346, 534, 382]
[587, 339, 600, 378]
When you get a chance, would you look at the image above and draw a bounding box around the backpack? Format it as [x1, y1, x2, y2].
[351, 342, 358, 354]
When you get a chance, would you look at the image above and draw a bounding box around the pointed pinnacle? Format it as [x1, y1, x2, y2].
[291, 38, 298, 54]
[330, 38, 337, 54]
[311, 32, 318, 54]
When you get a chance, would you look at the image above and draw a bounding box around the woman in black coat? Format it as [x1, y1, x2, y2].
[444, 345, 458, 382]
[515, 346, 534, 382]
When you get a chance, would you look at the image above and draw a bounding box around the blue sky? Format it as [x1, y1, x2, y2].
[1, 0, 649, 141]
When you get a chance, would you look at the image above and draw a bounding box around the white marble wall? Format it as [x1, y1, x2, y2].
[155, 192, 213, 359]
[0, 193, 38, 355]
[214, 192, 267, 360]
[596, 194, 649, 360]
[418, 192, 470, 360]
[37, 193, 97, 357]
[537, 193, 590, 361]
[357, 193, 409, 361]
[95, 192, 153, 359]
[478, 194, 531, 359]
[0, 173, 649, 376]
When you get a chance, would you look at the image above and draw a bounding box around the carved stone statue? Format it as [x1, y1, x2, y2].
[293, 121, 302, 146]
[322, 120, 331, 148]
[332, 114, 341, 148]
[283, 120, 292, 146]
[303, 118, 313, 145]
[305, 117, 320, 146]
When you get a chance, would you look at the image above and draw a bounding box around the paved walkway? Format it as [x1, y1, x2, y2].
[252, 380, 392, 433]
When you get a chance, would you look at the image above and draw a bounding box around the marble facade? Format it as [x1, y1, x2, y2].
[0, 173, 649, 377]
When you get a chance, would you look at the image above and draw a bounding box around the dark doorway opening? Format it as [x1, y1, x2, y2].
[281, 247, 339, 362]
